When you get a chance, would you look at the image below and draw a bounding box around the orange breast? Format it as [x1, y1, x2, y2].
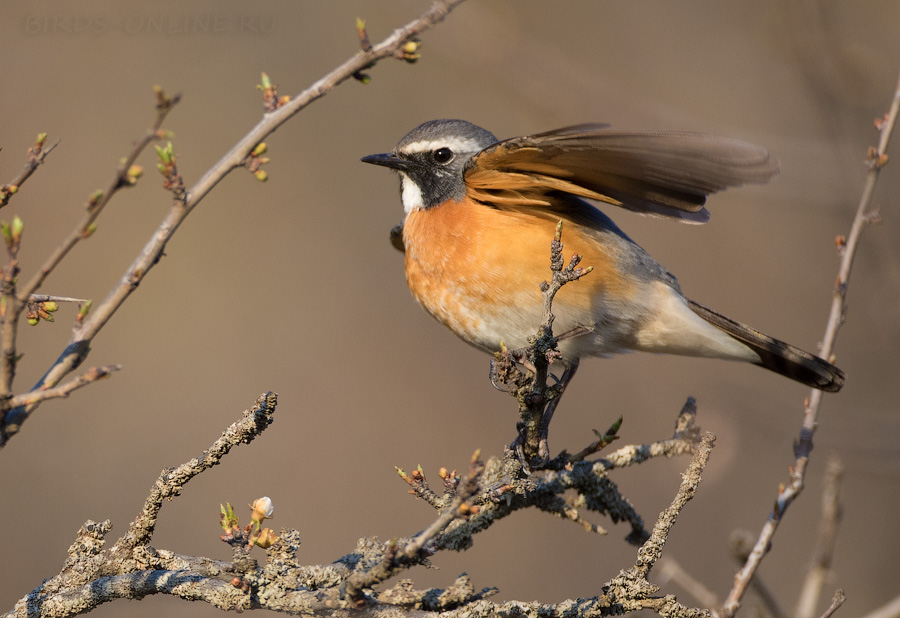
[402, 198, 637, 360]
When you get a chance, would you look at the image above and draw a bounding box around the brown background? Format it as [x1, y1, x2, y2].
[2, 1, 899, 617]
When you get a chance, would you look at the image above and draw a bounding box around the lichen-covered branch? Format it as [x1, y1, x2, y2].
[4, 390, 718, 618]
[4, 393, 277, 618]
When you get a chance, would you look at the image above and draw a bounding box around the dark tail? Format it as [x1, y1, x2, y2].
[687, 299, 845, 392]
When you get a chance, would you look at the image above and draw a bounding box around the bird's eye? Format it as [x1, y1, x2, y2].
[432, 147, 453, 164]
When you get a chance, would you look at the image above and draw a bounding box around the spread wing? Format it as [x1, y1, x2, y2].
[464, 124, 779, 224]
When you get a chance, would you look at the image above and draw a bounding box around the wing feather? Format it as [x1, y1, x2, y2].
[465, 125, 779, 224]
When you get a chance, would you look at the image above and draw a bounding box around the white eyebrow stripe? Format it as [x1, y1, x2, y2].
[399, 137, 484, 155]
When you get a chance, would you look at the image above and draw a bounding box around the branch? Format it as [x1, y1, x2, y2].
[491, 220, 593, 467]
[0, 95, 175, 424]
[0, 133, 59, 210]
[657, 557, 720, 609]
[0, 0, 469, 448]
[795, 457, 843, 618]
[716, 66, 900, 618]
[859, 594, 900, 618]
[6, 364, 120, 408]
[601, 432, 716, 618]
[5, 393, 277, 618]
[342, 452, 485, 603]
[817, 591, 846, 618]
[17, 89, 177, 307]
[121, 392, 277, 549]
[5, 393, 719, 618]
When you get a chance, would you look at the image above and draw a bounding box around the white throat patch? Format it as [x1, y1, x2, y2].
[399, 173, 425, 214]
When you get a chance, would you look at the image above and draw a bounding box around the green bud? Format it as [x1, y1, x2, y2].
[254, 170, 268, 182]
[11, 216, 24, 243]
[43, 301, 59, 313]
[78, 299, 92, 319]
[155, 142, 175, 165]
[220, 502, 239, 532]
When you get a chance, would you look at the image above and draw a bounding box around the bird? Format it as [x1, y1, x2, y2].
[361, 119, 845, 400]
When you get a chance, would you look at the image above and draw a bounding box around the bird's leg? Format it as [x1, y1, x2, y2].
[508, 359, 579, 472]
[537, 360, 579, 463]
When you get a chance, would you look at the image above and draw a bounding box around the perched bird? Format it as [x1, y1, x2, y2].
[362, 119, 845, 395]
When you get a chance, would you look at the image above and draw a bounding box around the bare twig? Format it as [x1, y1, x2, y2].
[859, 593, 900, 618]
[817, 591, 846, 618]
[728, 530, 788, 618]
[716, 67, 900, 618]
[0, 0, 469, 448]
[0, 133, 59, 210]
[7, 365, 120, 408]
[658, 557, 719, 609]
[795, 457, 843, 618]
[0, 93, 174, 417]
[18, 93, 176, 307]
[568, 416, 622, 463]
[24, 295, 88, 304]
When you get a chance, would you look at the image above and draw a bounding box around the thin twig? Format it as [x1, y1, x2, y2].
[18, 96, 176, 307]
[817, 591, 846, 618]
[24, 295, 88, 304]
[795, 457, 843, 618]
[728, 530, 788, 618]
[7, 365, 120, 408]
[859, 593, 900, 618]
[0, 135, 60, 210]
[657, 557, 719, 609]
[0, 96, 173, 411]
[717, 67, 900, 618]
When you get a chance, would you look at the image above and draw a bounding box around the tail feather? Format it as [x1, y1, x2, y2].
[687, 299, 845, 392]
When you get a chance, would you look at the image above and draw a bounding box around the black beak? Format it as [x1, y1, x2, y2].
[361, 152, 412, 171]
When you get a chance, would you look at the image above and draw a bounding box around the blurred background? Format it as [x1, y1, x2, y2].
[2, 1, 899, 616]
